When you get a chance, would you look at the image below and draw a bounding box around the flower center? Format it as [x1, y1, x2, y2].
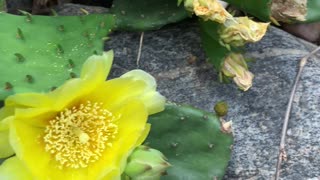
[43, 101, 118, 169]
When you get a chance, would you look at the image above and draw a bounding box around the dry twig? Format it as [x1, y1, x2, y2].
[275, 46, 320, 180]
[136, 32, 144, 68]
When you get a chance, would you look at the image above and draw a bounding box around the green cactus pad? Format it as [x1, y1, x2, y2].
[110, 0, 189, 31]
[306, 0, 320, 23]
[223, 0, 270, 21]
[145, 103, 233, 180]
[199, 20, 230, 71]
[0, 13, 114, 100]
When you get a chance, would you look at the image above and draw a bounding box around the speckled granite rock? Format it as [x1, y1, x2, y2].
[104, 22, 320, 179]
[53, 3, 108, 15]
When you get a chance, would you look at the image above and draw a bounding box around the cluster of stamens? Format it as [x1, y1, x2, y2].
[43, 101, 118, 169]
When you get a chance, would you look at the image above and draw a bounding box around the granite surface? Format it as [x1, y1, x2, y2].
[53, 3, 109, 15]
[104, 20, 320, 180]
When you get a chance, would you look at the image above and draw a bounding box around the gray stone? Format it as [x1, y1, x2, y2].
[54, 3, 108, 16]
[105, 21, 320, 179]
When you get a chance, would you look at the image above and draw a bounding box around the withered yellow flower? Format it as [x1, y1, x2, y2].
[221, 53, 254, 91]
[219, 17, 270, 47]
[0, 50, 165, 180]
[185, 0, 232, 23]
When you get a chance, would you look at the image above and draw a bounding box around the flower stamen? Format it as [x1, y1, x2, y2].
[43, 101, 118, 169]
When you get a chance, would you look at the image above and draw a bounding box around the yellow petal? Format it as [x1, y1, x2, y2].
[14, 107, 56, 127]
[48, 78, 96, 111]
[9, 119, 88, 180]
[140, 91, 166, 115]
[101, 169, 121, 180]
[0, 157, 33, 180]
[121, 70, 165, 114]
[121, 70, 156, 90]
[135, 123, 151, 146]
[0, 107, 14, 122]
[0, 130, 14, 158]
[80, 50, 114, 82]
[0, 117, 14, 158]
[10, 119, 51, 178]
[48, 51, 113, 111]
[86, 78, 145, 109]
[5, 93, 53, 108]
[88, 100, 148, 179]
[87, 74, 165, 115]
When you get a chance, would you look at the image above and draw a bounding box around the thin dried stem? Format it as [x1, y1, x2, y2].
[136, 32, 144, 68]
[275, 46, 320, 180]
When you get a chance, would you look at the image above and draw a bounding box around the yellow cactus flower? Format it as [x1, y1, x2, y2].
[219, 17, 270, 47]
[0, 50, 165, 180]
[221, 53, 254, 91]
[185, 0, 232, 23]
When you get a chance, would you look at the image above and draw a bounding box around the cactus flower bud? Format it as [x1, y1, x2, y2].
[214, 101, 228, 117]
[124, 145, 170, 180]
[219, 17, 269, 47]
[221, 53, 254, 91]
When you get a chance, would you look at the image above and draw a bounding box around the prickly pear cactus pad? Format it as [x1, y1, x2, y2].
[145, 103, 233, 179]
[0, 13, 114, 100]
[199, 20, 230, 71]
[110, 0, 189, 31]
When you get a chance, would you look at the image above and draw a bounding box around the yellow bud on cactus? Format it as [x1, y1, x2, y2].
[221, 53, 254, 91]
[219, 17, 270, 47]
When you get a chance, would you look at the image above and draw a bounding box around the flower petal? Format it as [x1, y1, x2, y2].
[86, 78, 146, 109]
[48, 51, 113, 111]
[5, 93, 53, 109]
[80, 50, 113, 82]
[0, 117, 15, 158]
[0, 157, 33, 180]
[121, 70, 156, 90]
[14, 108, 56, 127]
[121, 70, 166, 114]
[87, 72, 165, 115]
[48, 79, 95, 111]
[0, 130, 14, 158]
[135, 123, 151, 146]
[9, 119, 88, 180]
[140, 91, 165, 115]
[10, 119, 51, 177]
[88, 99, 148, 179]
[0, 107, 14, 122]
